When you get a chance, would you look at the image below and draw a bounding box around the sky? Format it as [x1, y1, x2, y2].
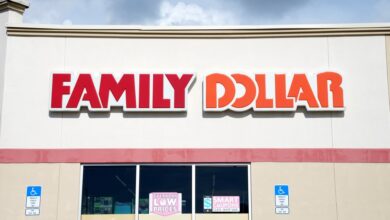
[23, 0, 390, 26]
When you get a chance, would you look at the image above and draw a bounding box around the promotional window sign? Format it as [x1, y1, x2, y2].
[203, 196, 212, 212]
[149, 192, 182, 216]
[212, 196, 240, 212]
[50, 73, 195, 112]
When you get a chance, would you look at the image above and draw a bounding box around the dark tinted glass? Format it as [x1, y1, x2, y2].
[139, 166, 192, 214]
[196, 166, 248, 213]
[82, 166, 136, 214]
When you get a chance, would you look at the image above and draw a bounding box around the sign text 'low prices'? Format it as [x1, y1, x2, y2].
[149, 192, 182, 216]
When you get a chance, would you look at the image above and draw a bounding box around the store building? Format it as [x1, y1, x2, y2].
[0, 0, 390, 220]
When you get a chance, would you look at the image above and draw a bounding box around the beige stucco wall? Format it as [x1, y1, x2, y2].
[335, 163, 390, 220]
[196, 214, 248, 220]
[251, 162, 390, 220]
[0, 163, 81, 220]
[1, 163, 390, 220]
[251, 162, 338, 220]
[139, 214, 191, 220]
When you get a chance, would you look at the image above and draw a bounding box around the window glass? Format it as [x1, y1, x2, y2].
[81, 166, 136, 214]
[195, 166, 248, 213]
[139, 165, 192, 214]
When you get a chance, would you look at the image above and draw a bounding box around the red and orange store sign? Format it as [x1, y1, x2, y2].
[50, 72, 344, 112]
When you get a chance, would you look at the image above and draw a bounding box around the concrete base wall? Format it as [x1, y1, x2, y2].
[251, 163, 390, 220]
[1, 163, 389, 220]
[0, 163, 81, 220]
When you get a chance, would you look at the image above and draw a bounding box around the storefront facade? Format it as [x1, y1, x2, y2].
[0, 1, 390, 220]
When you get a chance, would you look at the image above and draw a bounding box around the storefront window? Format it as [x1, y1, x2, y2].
[139, 165, 192, 214]
[81, 166, 136, 215]
[196, 166, 249, 214]
[80, 164, 249, 220]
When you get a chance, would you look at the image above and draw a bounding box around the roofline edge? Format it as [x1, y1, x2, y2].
[7, 25, 390, 38]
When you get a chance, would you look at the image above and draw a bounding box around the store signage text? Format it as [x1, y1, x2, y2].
[149, 192, 182, 216]
[50, 73, 195, 111]
[204, 72, 344, 111]
[50, 72, 344, 112]
[212, 196, 240, 212]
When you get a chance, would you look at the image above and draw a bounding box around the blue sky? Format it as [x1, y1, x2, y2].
[23, 0, 390, 25]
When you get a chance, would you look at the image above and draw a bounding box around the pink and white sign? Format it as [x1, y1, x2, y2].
[212, 196, 240, 212]
[149, 192, 182, 216]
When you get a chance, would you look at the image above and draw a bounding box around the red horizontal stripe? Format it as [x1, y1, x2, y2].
[0, 148, 389, 163]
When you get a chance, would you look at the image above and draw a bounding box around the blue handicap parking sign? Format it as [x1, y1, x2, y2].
[275, 185, 289, 196]
[26, 186, 41, 197]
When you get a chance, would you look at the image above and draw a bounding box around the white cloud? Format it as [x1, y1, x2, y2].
[62, 19, 72, 25]
[157, 1, 236, 25]
[23, 0, 390, 25]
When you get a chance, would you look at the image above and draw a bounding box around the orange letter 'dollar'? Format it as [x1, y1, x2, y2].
[317, 72, 344, 108]
[204, 72, 344, 112]
[231, 74, 257, 110]
[204, 73, 236, 111]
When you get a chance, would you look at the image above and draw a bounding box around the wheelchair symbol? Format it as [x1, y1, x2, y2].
[29, 187, 38, 196]
[277, 186, 285, 195]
